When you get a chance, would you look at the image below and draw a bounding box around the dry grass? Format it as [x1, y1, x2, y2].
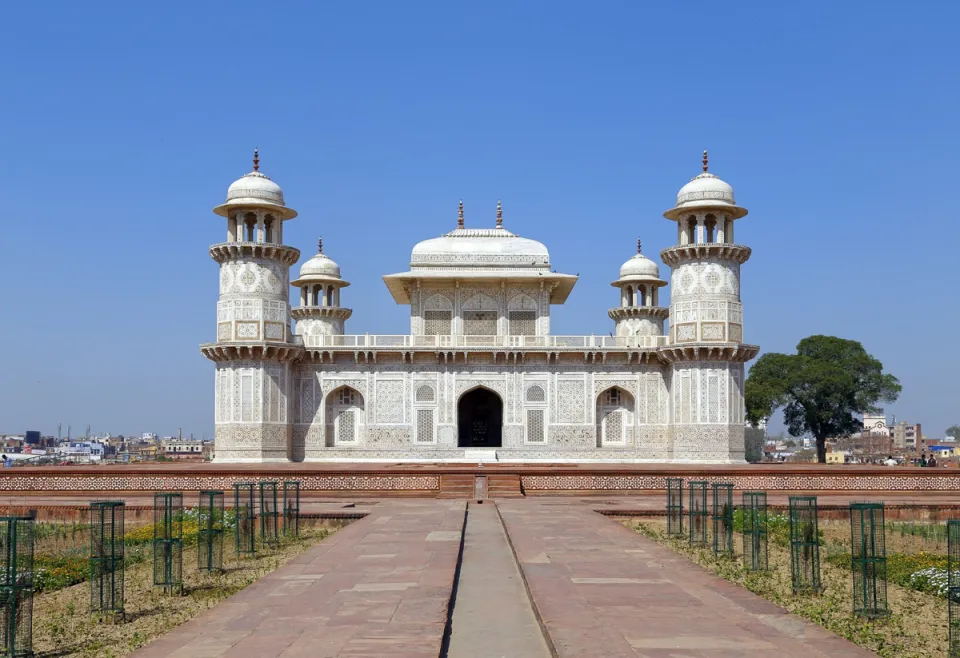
[32, 520, 347, 658]
[624, 517, 948, 658]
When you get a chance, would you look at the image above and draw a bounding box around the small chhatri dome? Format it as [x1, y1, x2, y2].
[664, 150, 747, 220]
[618, 238, 660, 279]
[214, 149, 297, 219]
[298, 237, 342, 279]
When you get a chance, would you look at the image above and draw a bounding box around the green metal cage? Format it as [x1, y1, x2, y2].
[90, 501, 125, 617]
[788, 496, 821, 595]
[741, 491, 768, 572]
[233, 483, 256, 556]
[666, 478, 683, 537]
[688, 481, 708, 547]
[197, 491, 224, 572]
[949, 520, 960, 657]
[0, 512, 35, 658]
[711, 483, 734, 557]
[153, 493, 183, 595]
[259, 482, 279, 547]
[283, 481, 301, 538]
[849, 502, 888, 618]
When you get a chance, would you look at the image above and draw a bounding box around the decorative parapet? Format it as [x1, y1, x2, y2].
[607, 307, 670, 322]
[660, 244, 751, 267]
[291, 307, 353, 321]
[209, 242, 300, 266]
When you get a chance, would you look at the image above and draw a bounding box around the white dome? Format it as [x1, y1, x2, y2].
[226, 171, 285, 206]
[298, 238, 341, 278]
[619, 252, 660, 279]
[300, 252, 341, 278]
[675, 172, 735, 208]
[411, 227, 550, 270]
[213, 151, 297, 219]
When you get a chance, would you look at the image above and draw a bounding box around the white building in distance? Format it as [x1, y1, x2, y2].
[201, 150, 759, 463]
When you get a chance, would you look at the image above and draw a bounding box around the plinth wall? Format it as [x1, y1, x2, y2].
[0, 464, 957, 496]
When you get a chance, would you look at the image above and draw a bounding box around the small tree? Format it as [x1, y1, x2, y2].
[946, 426, 960, 442]
[746, 335, 900, 463]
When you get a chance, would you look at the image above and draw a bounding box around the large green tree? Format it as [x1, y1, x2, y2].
[946, 426, 960, 441]
[745, 335, 901, 463]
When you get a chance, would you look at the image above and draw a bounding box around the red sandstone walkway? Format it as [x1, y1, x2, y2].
[133, 498, 878, 658]
[132, 499, 465, 658]
[498, 499, 876, 657]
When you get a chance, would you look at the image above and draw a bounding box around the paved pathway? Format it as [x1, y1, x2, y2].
[133, 498, 878, 658]
[446, 502, 550, 657]
[133, 499, 465, 658]
[498, 499, 876, 657]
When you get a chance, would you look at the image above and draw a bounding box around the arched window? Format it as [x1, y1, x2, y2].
[264, 215, 276, 243]
[705, 214, 717, 243]
[327, 286, 334, 307]
[244, 213, 257, 242]
[415, 385, 436, 402]
[596, 387, 634, 447]
[526, 385, 546, 402]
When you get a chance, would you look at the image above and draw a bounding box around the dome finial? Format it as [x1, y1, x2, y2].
[637, 238, 642, 254]
[253, 147, 260, 172]
[702, 149, 708, 173]
[457, 200, 464, 228]
[317, 236, 323, 254]
[496, 200, 503, 228]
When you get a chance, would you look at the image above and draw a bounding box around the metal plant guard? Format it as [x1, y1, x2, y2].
[849, 502, 889, 618]
[283, 481, 301, 538]
[688, 481, 708, 546]
[0, 511, 36, 657]
[153, 493, 183, 595]
[259, 482, 279, 548]
[90, 501, 125, 618]
[741, 491, 768, 572]
[197, 490, 225, 572]
[233, 483, 256, 556]
[666, 478, 683, 537]
[711, 483, 734, 556]
[788, 496, 821, 595]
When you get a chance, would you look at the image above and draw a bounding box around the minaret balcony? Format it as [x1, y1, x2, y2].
[291, 306, 353, 321]
[209, 242, 300, 266]
[199, 341, 302, 363]
[660, 243, 751, 267]
[607, 306, 670, 322]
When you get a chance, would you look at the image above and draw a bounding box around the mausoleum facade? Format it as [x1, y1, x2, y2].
[201, 150, 759, 463]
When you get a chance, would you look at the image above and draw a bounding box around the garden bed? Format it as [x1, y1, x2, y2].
[31, 518, 348, 657]
[624, 516, 949, 658]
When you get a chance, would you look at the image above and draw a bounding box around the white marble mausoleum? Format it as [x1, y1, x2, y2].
[201, 151, 759, 463]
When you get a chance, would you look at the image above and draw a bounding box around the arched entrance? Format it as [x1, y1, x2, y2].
[457, 388, 503, 448]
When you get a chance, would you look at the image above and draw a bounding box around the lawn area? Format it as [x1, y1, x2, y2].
[625, 517, 949, 658]
[31, 519, 346, 658]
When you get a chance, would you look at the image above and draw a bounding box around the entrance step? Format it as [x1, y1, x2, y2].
[438, 474, 475, 498]
[489, 474, 523, 497]
[463, 448, 498, 463]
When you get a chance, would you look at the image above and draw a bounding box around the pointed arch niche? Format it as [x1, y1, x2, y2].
[595, 387, 634, 448]
[325, 386, 364, 446]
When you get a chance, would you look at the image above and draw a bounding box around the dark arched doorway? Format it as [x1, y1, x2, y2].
[457, 388, 503, 448]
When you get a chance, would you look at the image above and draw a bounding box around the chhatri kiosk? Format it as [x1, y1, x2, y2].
[201, 151, 758, 463]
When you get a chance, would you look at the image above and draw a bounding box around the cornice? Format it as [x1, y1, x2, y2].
[209, 242, 300, 266]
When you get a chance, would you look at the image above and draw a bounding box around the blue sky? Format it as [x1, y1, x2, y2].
[1, 1, 956, 439]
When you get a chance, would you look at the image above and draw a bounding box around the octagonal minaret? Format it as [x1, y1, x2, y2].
[609, 239, 669, 337]
[660, 151, 759, 462]
[291, 237, 353, 343]
[200, 150, 302, 463]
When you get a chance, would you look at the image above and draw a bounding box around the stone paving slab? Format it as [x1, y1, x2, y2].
[497, 499, 877, 658]
[131, 500, 464, 658]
